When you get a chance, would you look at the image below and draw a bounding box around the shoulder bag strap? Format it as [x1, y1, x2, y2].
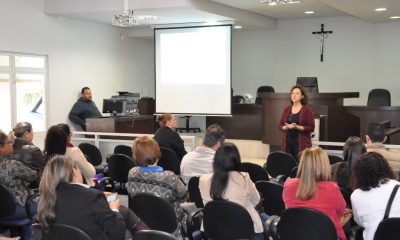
[383, 184, 400, 220]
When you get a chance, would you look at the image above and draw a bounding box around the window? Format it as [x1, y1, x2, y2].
[0, 52, 47, 133]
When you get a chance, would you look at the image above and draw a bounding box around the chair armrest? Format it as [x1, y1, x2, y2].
[95, 177, 116, 192]
[25, 190, 40, 220]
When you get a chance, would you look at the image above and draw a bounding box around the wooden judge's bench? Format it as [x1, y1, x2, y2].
[207, 92, 400, 148]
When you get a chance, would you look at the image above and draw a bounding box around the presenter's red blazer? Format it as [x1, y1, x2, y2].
[278, 105, 315, 156]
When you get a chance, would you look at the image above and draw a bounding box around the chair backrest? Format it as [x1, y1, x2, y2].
[187, 176, 204, 208]
[107, 154, 135, 183]
[129, 193, 178, 233]
[374, 218, 400, 240]
[203, 200, 254, 240]
[0, 184, 17, 217]
[255, 180, 285, 216]
[328, 155, 344, 165]
[278, 207, 337, 240]
[296, 77, 318, 93]
[232, 95, 245, 104]
[265, 151, 297, 178]
[42, 223, 92, 240]
[367, 88, 391, 106]
[113, 144, 132, 157]
[158, 147, 180, 174]
[255, 86, 275, 104]
[78, 143, 102, 166]
[239, 162, 269, 183]
[289, 166, 298, 178]
[133, 230, 178, 240]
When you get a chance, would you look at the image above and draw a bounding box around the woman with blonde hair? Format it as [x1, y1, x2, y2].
[283, 146, 347, 240]
[154, 113, 187, 161]
[38, 155, 144, 239]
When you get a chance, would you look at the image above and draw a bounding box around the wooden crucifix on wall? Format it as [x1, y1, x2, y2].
[312, 24, 333, 62]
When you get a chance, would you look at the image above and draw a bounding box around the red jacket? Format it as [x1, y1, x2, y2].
[283, 178, 347, 240]
[278, 105, 315, 155]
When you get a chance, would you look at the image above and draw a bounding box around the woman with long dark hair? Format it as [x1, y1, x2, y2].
[332, 136, 366, 189]
[199, 143, 264, 240]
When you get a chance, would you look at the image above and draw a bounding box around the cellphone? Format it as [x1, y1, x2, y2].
[106, 193, 117, 202]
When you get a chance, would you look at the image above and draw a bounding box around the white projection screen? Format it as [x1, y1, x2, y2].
[155, 25, 231, 115]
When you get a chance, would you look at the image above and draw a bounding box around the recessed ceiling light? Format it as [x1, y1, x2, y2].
[375, 8, 387, 12]
[305, 11, 314, 15]
[390, 16, 400, 19]
[233, 25, 242, 29]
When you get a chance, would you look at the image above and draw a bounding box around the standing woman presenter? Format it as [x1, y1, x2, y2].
[278, 85, 315, 159]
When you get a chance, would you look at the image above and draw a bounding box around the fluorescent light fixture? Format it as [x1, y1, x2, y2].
[390, 16, 400, 19]
[305, 11, 315, 15]
[259, 0, 300, 6]
[233, 25, 242, 29]
[375, 7, 387, 12]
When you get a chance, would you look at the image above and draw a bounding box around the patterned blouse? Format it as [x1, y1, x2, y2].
[0, 154, 37, 206]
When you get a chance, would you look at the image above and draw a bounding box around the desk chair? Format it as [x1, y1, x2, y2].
[255, 85, 275, 104]
[42, 223, 92, 240]
[296, 77, 318, 93]
[367, 88, 391, 106]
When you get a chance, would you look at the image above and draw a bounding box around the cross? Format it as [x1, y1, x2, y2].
[312, 24, 333, 62]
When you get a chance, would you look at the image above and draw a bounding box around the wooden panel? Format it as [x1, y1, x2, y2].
[86, 115, 154, 134]
[206, 104, 262, 140]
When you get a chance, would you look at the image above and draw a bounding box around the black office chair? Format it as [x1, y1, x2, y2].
[203, 200, 254, 240]
[289, 166, 298, 178]
[133, 230, 178, 240]
[255, 180, 285, 216]
[239, 162, 269, 183]
[232, 95, 245, 104]
[42, 223, 92, 240]
[129, 193, 178, 234]
[158, 147, 181, 174]
[78, 143, 106, 173]
[374, 218, 400, 240]
[265, 151, 297, 179]
[0, 184, 33, 238]
[255, 85, 275, 104]
[113, 144, 132, 157]
[328, 154, 344, 165]
[187, 176, 204, 208]
[296, 77, 318, 93]
[106, 153, 135, 194]
[367, 88, 391, 106]
[278, 207, 337, 240]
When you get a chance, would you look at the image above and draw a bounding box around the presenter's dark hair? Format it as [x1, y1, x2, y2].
[158, 113, 173, 127]
[203, 124, 225, 148]
[44, 125, 67, 161]
[353, 152, 394, 191]
[81, 87, 90, 94]
[291, 85, 308, 105]
[0, 130, 8, 146]
[367, 122, 385, 142]
[210, 142, 241, 200]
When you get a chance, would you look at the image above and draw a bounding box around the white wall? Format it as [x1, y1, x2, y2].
[232, 16, 400, 105]
[0, 0, 154, 131]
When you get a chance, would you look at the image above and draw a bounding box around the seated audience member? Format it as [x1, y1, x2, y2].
[283, 146, 347, 240]
[10, 121, 45, 174]
[127, 136, 188, 238]
[38, 155, 146, 240]
[351, 152, 400, 240]
[366, 122, 400, 179]
[57, 123, 74, 147]
[44, 125, 96, 186]
[332, 136, 366, 190]
[180, 124, 225, 184]
[199, 143, 265, 240]
[0, 130, 38, 239]
[154, 113, 187, 161]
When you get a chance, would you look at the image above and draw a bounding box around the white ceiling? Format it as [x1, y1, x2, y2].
[44, 0, 400, 37]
